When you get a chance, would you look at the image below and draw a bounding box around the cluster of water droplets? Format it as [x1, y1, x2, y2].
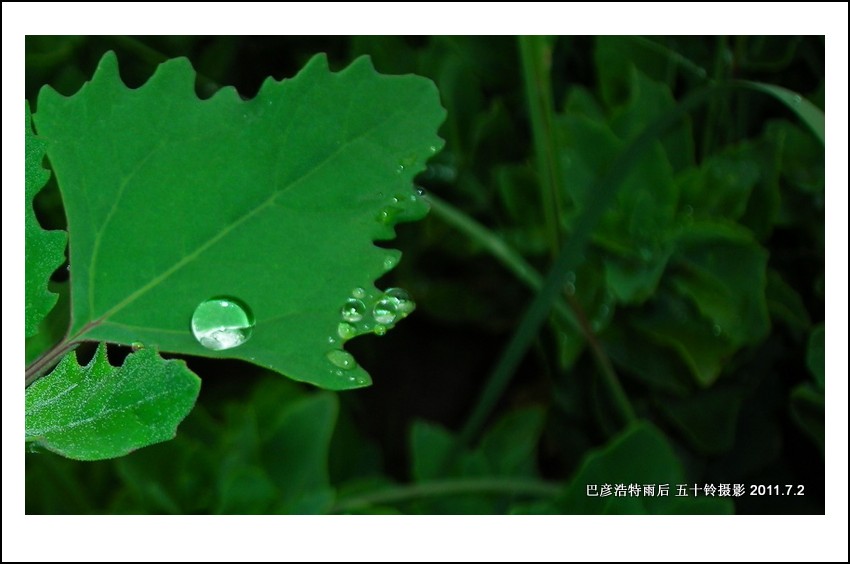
[333, 286, 415, 347]
[323, 286, 416, 385]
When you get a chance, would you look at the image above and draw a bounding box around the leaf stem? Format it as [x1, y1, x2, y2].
[331, 477, 561, 513]
[519, 36, 564, 258]
[427, 194, 636, 433]
[25, 322, 97, 386]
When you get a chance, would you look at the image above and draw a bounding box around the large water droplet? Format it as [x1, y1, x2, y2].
[373, 297, 398, 324]
[341, 298, 366, 323]
[338, 322, 357, 340]
[191, 297, 255, 351]
[385, 287, 414, 315]
[327, 349, 356, 370]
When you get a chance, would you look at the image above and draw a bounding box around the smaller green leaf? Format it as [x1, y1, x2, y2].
[603, 321, 694, 395]
[25, 101, 66, 337]
[741, 81, 825, 144]
[25, 343, 200, 461]
[479, 407, 546, 477]
[410, 420, 466, 481]
[261, 393, 338, 514]
[790, 384, 824, 453]
[558, 423, 733, 514]
[678, 142, 762, 221]
[669, 221, 770, 348]
[656, 386, 745, 455]
[632, 291, 738, 387]
[765, 269, 811, 333]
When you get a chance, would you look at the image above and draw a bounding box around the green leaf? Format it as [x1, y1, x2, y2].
[765, 269, 811, 333]
[558, 423, 733, 514]
[25, 102, 66, 337]
[261, 393, 338, 514]
[410, 420, 467, 481]
[25, 343, 200, 460]
[603, 321, 694, 395]
[790, 384, 824, 453]
[678, 142, 763, 221]
[656, 386, 744, 455]
[632, 291, 738, 387]
[478, 407, 546, 477]
[740, 81, 825, 144]
[33, 51, 445, 390]
[669, 221, 770, 348]
[594, 37, 675, 108]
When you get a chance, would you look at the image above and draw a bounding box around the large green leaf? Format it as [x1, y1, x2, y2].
[25, 343, 200, 460]
[33, 51, 445, 390]
[25, 102, 66, 337]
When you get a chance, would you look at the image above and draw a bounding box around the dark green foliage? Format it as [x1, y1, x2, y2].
[25, 36, 825, 515]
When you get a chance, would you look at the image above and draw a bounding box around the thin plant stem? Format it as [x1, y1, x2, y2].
[331, 477, 561, 513]
[519, 35, 564, 258]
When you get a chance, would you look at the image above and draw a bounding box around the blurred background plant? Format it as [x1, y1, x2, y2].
[25, 35, 824, 514]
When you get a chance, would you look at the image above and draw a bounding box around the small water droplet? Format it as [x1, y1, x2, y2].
[378, 207, 402, 224]
[416, 186, 426, 197]
[338, 322, 357, 340]
[352, 287, 367, 299]
[428, 145, 438, 153]
[327, 336, 337, 345]
[191, 297, 255, 351]
[327, 349, 356, 370]
[792, 94, 802, 105]
[131, 341, 144, 351]
[373, 297, 398, 324]
[383, 255, 399, 271]
[396, 164, 405, 174]
[712, 324, 722, 337]
[392, 196, 400, 204]
[341, 298, 366, 323]
[374, 325, 387, 336]
[565, 271, 577, 284]
[565, 282, 576, 296]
